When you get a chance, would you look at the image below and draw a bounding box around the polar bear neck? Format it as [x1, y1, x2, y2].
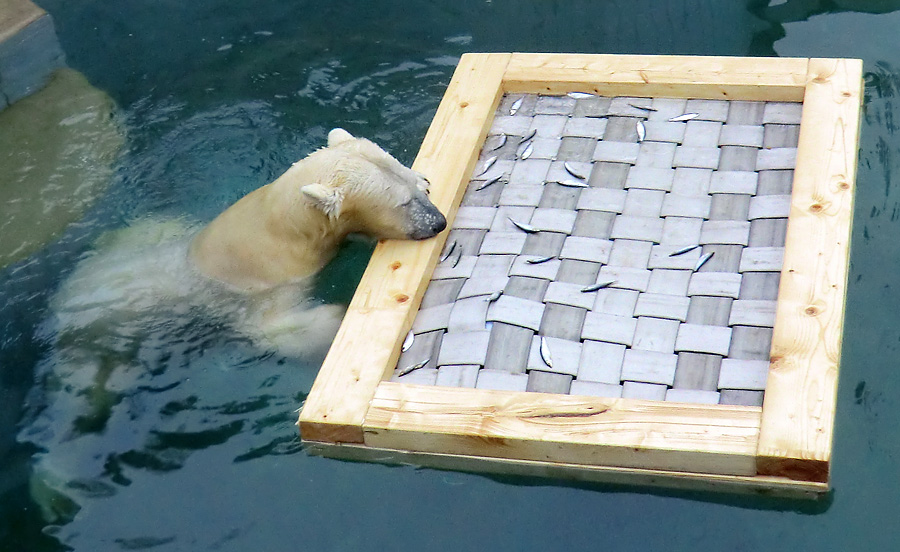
[188, 178, 352, 293]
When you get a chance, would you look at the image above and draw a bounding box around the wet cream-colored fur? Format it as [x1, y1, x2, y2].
[52, 128, 445, 358]
[190, 128, 446, 292]
[28, 129, 445, 522]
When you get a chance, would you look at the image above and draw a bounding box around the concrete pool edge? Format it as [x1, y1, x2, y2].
[0, 0, 65, 107]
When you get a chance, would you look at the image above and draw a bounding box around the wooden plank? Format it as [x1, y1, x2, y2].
[757, 170, 795, 195]
[364, 382, 761, 476]
[757, 58, 861, 483]
[502, 54, 808, 101]
[730, 326, 774, 360]
[298, 53, 511, 443]
[300, 53, 858, 495]
[540, 303, 587, 341]
[702, 244, 743, 273]
[526, 370, 573, 394]
[420, 278, 464, 308]
[739, 272, 781, 301]
[396, 329, 443, 374]
[709, 193, 751, 221]
[305, 442, 827, 499]
[721, 390, 765, 408]
[483, 322, 532, 373]
[763, 124, 802, 149]
[673, 352, 722, 392]
[726, 101, 765, 125]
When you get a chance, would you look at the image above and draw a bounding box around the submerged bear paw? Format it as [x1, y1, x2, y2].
[246, 303, 346, 358]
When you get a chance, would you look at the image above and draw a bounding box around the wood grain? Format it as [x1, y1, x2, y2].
[502, 54, 808, 101]
[299, 53, 860, 495]
[757, 58, 862, 482]
[364, 382, 761, 476]
[298, 53, 511, 442]
[305, 441, 828, 499]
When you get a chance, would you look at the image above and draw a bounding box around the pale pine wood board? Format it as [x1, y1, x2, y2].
[298, 53, 512, 442]
[364, 383, 761, 477]
[757, 58, 862, 482]
[502, 54, 808, 101]
[298, 53, 860, 496]
[305, 441, 827, 499]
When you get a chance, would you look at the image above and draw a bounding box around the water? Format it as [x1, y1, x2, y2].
[2, 0, 900, 550]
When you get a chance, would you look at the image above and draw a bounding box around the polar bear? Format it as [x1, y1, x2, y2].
[190, 127, 446, 291]
[49, 127, 446, 358]
[24, 129, 446, 522]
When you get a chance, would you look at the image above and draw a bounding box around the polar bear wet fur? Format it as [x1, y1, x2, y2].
[190, 127, 446, 292]
[50, 127, 446, 358]
[26, 129, 445, 521]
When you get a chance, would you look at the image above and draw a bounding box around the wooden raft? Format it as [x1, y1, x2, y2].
[393, 94, 797, 407]
[298, 54, 862, 498]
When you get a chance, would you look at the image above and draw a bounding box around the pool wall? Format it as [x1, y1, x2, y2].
[0, 0, 65, 108]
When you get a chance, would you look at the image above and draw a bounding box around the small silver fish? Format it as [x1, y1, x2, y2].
[510, 96, 524, 115]
[440, 240, 457, 262]
[568, 91, 595, 99]
[581, 280, 616, 292]
[490, 134, 508, 152]
[519, 128, 537, 144]
[476, 156, 497, 177]
[401, 330, 415, 352]
[451, 247, 462, 268]
[539, 336, 553, 368]
[526, 255, 555, 264]
[487, 290, 503, 303]
[398, 358, 430, 377]
[628, 103, 657, 112]
[564, 161, 587, 180]
[668, 244, 700, 257]
[475, 174, 503, 191]
[508, 217, 539, 233]
[669, 112, 700, 122]
[636, 120, 646, 142]
[557, 179, 590, 189]
[694, 251, 714, 271]
[519, 142, 534, 160]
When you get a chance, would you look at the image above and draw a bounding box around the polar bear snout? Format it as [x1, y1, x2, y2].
[406, 196, 447, 240]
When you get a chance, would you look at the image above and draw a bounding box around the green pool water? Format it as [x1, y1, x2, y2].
[3, 1, 900, 550]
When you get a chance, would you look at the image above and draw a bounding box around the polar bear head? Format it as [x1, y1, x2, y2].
[297, 128, 447, 241]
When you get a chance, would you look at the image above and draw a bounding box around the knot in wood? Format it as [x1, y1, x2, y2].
[804, 305, 820, 316]
[390, 261, 402, 271]
[394, 293, 410, 304]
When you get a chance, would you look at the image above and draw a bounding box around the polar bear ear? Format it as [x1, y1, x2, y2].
[327, 128, 355, 147]
[301, 183, 343, 219]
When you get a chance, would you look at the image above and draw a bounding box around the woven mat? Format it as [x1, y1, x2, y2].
[392, 94, 801, 406]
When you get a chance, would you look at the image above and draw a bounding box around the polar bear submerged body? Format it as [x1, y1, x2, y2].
[26, 129, 445, 521]
[51, 128, 446, 357]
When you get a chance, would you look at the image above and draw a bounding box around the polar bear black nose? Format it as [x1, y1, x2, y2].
[407, 197, 447, 240]
[430, 212, 447, 234]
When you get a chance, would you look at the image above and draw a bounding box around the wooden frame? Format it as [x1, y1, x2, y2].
[298, 53, 862, 497]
